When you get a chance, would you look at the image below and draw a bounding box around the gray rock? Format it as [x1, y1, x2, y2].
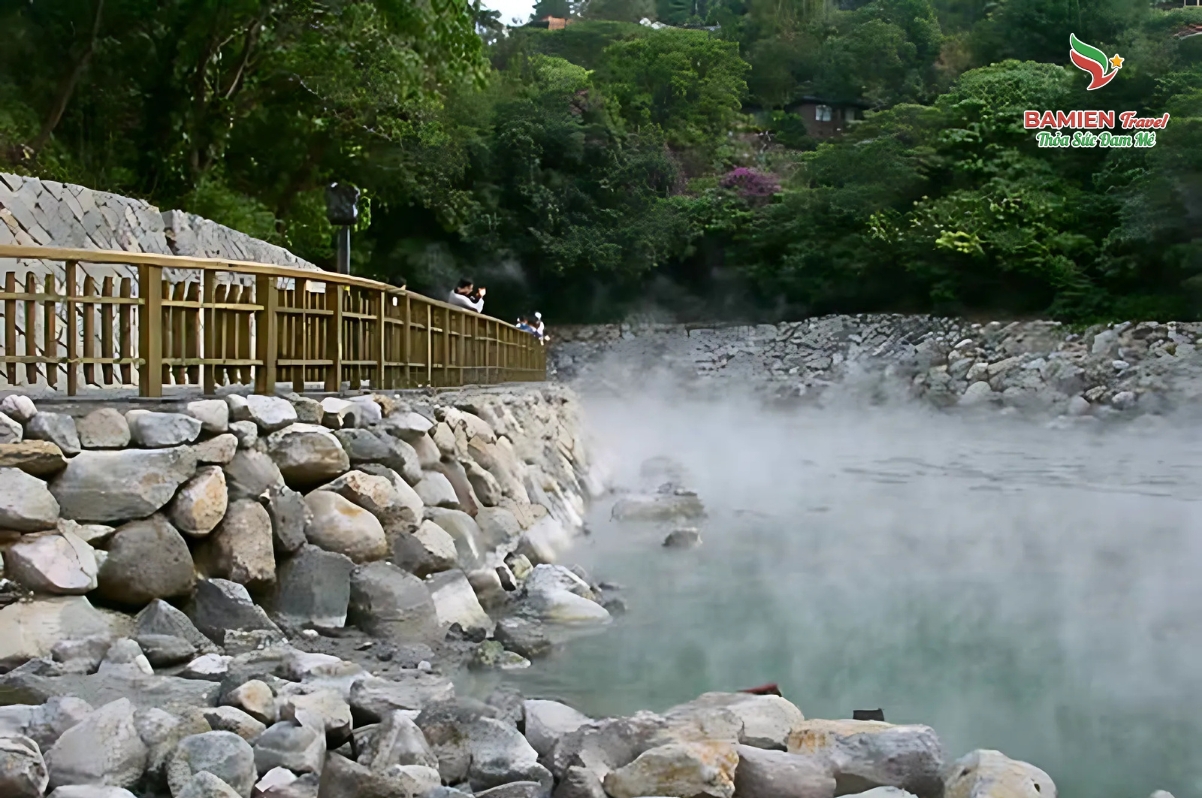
[0, 411, 22, 443]
[553, 766, 607, 798]
[436, 460, 479, 517]
[134, 599, 217, 657]
[134, 706, 210, 786]
[611, 493, 704, 523]
[357, 710, 439, 771]
[663, 527, 701, 549]
[199, 499, 275, 588]
[51, 636, 110, 673]
[0, 467, 60, 532]
[409, 434, 441, 471]
[475, 507, 521, 548]
[265, 425, 349, 489]
[349, 673, 456, 723]
[494, 617, 552, 660]
[253, 721, 325, 776]
[46, 698, 147, 790]
[334, 430, 422, 486]
[546, 711, 669, 780]
[415, 472, 459, 509]
[169, 466, 229, 537]
[4, 529, 97, 594]
[189, 579, 283, 646]
[96, 515, 196, 607]
[263, 486, 310, 555]
[76, 408, 130, 449]
[289, 395, 324, 424]
[665, 693, 805, 751]
[465, 461, 503, 507]
[384, 411, 434, 442]
[524, 700, 591, 758]
[0, 597, 117, 671]
[959, 381, 996, 407]
[356, 464, 424, 521]
[229, 421, 258, 449]
[168, 731, 257, 798]
[303, 491, 387, 563]
[425, 508, 485, 568]
[348, 562, 442, 644]
[426, 569, 493, 636]
[732, 745, 835, 798]
[194, 433, 239, 466]
[273, 545, 354, 629]
[0, 733, 48, 798]
[389, 520, 458, 579]
[315, 752, 430, 798]
[203, 707, 267, 741]
[135, 634, 196, 667]
[223, 450, 284, 502]
[25, 413, 81, 456]
[784, 720, 944, 798]
[20, 697, 94, 752]
[125, 410, 203, 448]
[467, 716, 549, 792]
[414, 699, 499, 784]
[7, 669, 220, 717]
[176, 770, 243, 798]
[238, 395, 298, 433]
[319, 398, 360, 431]
[187, 400, 231, 435]
[97, 638, 153, 676]
[0, 395, 37, 424]
[51, 447, 198, 523]
[476, 782, 547, 798]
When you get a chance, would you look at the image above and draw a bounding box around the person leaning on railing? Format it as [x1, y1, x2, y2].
[448, 278, 485, 313]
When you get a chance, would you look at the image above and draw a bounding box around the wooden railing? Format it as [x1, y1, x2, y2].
[0, 245, 545, 397]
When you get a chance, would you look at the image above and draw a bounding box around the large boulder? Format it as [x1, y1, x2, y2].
[253, 722, 325, 777]
[45, 699, 147, 790]
[188, 580, 282, 647]
[426, 570, 493, 636]
[425, 508, 485, 568]
[265, 425, 349, 489]
[199, 499, 275, 588]
[318, 470, 409, 526]
[96, 515, 196, 607]
[263, 486, 310, 555]
[383, 411, 434, 443]
[435, 460, 480, 517]
[785, 720, 944, 798]
[223, 450, 284, 502]
[546, 712, 669, 781]
[76, 408, 130, 450]
[944, 750, 1055, 798]
[0, 395, 36, 424]
[604, 742, 739, 798]
[357, 710, 439, 771]
[4, 529, 98, 595]
[349, 673, 456, 723]
[0, 597, 116, 670]
[516, 565, 609, 625]
[0, 467, 60, 532]
[0, 734, 48, 798]
[0, 697, 93, 752]
[475, 507, 520, 548]
[524, 700, 591, 759]
[334, 430, 422, 486]
[466, 717, 550, 792]
[51, 447, 198, 523]
[168, 466, 229, 537]
[348, 562, 442, 644]
[273, 545, 355, 629]
[25, 413, 81, 457]
[125, 410, 202, 448]
[732, 745, 836, 798]
[303, 491, 387, 563]
[167, 731, 257, 798]
[389, 520, 457, 578]
[414, 472, 459, 510]
[134, 600, 218, 657]
[666, 693, 805, 750]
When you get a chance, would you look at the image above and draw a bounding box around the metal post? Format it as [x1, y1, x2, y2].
[336, 227, 351, 275]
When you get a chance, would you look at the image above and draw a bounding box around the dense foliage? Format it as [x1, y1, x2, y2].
[1, 0, 1200, 322]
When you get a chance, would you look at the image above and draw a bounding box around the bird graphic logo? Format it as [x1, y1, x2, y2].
[1069, 33, 1123, 90]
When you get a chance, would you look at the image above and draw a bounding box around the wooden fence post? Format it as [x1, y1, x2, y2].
[255, 273, 279, 394]
[402, 293, 411, 388]
[139, 264, 163, 397]
[65, 261, 78, 396]
[377, 289, 387, 390]
[326, 283, 344, 393]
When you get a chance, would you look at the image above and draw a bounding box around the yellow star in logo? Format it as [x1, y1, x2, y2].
[1110, 54, 1124, 69]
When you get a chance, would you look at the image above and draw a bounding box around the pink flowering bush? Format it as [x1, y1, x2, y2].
[719, 168, 780, 201]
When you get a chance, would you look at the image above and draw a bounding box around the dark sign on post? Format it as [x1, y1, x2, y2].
[325, 183, 360, 274]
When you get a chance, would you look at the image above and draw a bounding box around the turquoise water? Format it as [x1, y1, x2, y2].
[500, 397, 1202, 798]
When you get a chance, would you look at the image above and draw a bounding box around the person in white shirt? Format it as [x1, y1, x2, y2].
[448, 278, 485, 313]
[533, 311, 548, 343]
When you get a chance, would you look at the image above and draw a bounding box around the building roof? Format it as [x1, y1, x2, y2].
[788, 95, 875, 109]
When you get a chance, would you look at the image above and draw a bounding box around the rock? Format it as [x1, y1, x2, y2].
[0, 597, 116, 671]
[546, 711, 670, 781]
[0, 733, 48, 798]
[334, 430, 422, 487]
[46, 698, 147, 790]
[168, 731, 257, 798]
[134, 706, 210, 785]
[663, 527, 701, 548]
[426, 570, 493, 635]
[223, 450, 284, 502]
[234, 395, 298, 433]
[169, 466, 229, 537]
[223, 680, 278, 726]
[468, 568, 508, 609]
[349, 673, 456, 723]
[319, 398, 359, 430]
[96, 515, 195, 607]
[785, 720, 943, 797]
[25, 413, 81, 456]
[176, 770, 244, 798]
[436, 460, 480, 517]
[357, 710, 439, 771]
[348, 562, 442, 644]
[135, 634, 196, 668]
[603, 741, 738, 798]
[0, 467, 59, 532]
[356, 465, 425, 520]
[195, 433, 239, 466]
[182, 653, 232, 681]
[4, 529, 97, 594]
[51, 636, 110, 673]
[319, 470, 410, 525]
[17, 697, 94, 752]
[200, 499, 276, 588]
[303, 491, 387, 563]
[944, 749, 1054, 798]
[469, 640, 530, 671]
[278, 686, 352, 741]
[186, 399, 231, 434]
[288, 396, 323, 425]
[464, 461, 503, 507]
[51, 447, 198, 522]
[135, 599, 217, 657]
[959, 381, 995, 407]
[273, 545, 354, 629]
[0, 395, 37, 424]
[553, 767, 607, 798]
[253, 722, 325, 777]
[126, 410, 203, 448]
[254, 767, 299, 797]
[0, 441, 68, 477]
[0, 411, 21, 443]
[265, 425, 349, 489]
[516, 517, 573, 566]
[1066, 395, 1091, 416]
[48, 788, 139, 798]
[348, 396, 383, 426]
[390, 520, 458, 578]
[76, 409, 129, 450]
[504, 552, 533, 581]
[385, 411, 434, 442]
[419, 709, 547, 791]
[203, 707, 267, 742]
[55, 518, 114, 546]
[494, 617, 552, 660]
[476, 784, 549, 798]
[732, 745, 835, 798]
[426, 508, 485, 567]
[432, 423, 455, 457]
[97, 638, 153, 676]
[415, 472, 459, 509]
[316, 752, 431, 798]
[189, 579, 282, 646]
[666, 693, 805, 750]
[524, 700, 591, 758]
[611, 493, 704, 522]
[229, 421, 258, 449]
[263, 486, 310, 555]
[475, 507, 520, 548]
[409, 434, 441, 471]
[517, 565, 609, 625]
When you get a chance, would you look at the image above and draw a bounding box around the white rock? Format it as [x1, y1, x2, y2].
[426, 570, 494, 635]
[48, 787, 139, 798]
[523, 700, 591, 758]
[785, 720, 943, 797]
[0, 467, 60, 531]
[732, 745, 835, 798]
[0, 410, 23, 443]
[0, 596, 116, 670]
[944, 749, 1054, 798]
[182, 653, 233, 681]
[168, 466, 229, 537]
[958, 381, 995, 407]
[76, 409, 130, 449]
[4, 530, 98, 594]
[243, 395, 299, 432]
[0, 395, 37, 423]
[125, 410, 203, 448]
[265, 424, 350, 488]
[666, 693, 805, 750]
[187, 399, 230, 434]
[46, 699, 147, 790]
[415, 472, 459, 509]
[194, 433, 238, 466]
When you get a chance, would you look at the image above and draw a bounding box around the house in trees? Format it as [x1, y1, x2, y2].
[528, 15, 573, 28]
[785, 96, 872, 139]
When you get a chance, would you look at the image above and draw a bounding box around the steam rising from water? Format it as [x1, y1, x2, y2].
[514, 378, 1202, 798]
